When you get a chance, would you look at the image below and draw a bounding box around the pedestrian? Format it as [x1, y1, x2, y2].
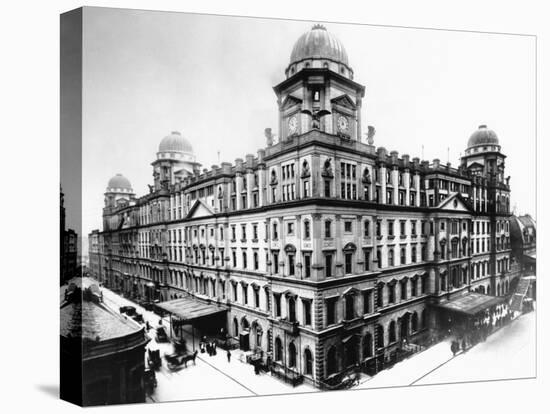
[451, 341, 457, 356]
[254, 362, 260, 375]
[461, 338, 467, 353]
[227, 349, 231, 363]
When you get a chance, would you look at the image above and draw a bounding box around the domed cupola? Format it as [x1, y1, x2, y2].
[104, 173, 135, 208]
[106, 173, 133, 193]
[158, 131, 194, 158]
[465, 125, 501, 155]
[286, 24, 353, 79]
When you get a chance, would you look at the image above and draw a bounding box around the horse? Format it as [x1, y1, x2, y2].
[182, 350, 198, 367]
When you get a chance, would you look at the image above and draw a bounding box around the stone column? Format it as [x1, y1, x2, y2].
[404, 168, 410, 206]
[379, 165, 387, 204]
[391, 166, 399, 205]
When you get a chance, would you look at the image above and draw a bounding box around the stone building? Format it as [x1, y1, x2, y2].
[61, 189, 78, 284]
[60, 285, 149, 406]
[90, 25, 518, 387]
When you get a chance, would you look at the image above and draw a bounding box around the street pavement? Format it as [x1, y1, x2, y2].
[355, 310, 536, 389]
[415, 310, 536, 385]
[74, 278, 536, 399]
[80, 278, 316, 402]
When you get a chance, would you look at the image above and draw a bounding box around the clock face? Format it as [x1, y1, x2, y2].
[288, 116, 298, 134]
[337, 115, 349, 133]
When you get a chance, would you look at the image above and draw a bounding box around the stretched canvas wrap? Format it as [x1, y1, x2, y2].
[60, 6, 537, 407]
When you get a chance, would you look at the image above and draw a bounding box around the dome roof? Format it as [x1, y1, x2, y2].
[107, 174, 132, 191]
[159, 131, 193, 154]
[467, 125, 499, 148]
[289, 24, 349, 67]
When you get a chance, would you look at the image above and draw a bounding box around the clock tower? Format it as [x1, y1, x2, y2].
[273, 24, 365, 142]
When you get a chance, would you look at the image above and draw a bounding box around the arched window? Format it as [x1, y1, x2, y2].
[288, 342, 297, 368]
[304, 220, 311, 239]
[411, 312, 418, 332]
[275, 337, 283, 361]
[376, 324, 384, 348]
[421, 309, 427, 329]
[288, 295, 296, 322]
[327, 346, 337, 375]
[304, 348, 313, 375]
[233, 317, 239, 337]
[363, 332, 373, 358]
[388, 321, 397, 344]
[241, 317, 250, 331]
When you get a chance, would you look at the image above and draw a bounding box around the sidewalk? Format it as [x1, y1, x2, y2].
[86, 278, 316, 401]
[355, 311, 535, 389]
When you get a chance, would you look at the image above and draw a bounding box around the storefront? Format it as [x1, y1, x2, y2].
[434, 292, 506, 337]
[155, 296, 227, 350]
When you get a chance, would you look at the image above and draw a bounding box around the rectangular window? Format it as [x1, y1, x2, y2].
[287, 222, 295, 235]
[304, 254, 311, 278]
[242, 251, 247, 269]
[324, 180, 331, 197]
[376, 220, 382, 237]
[273, 223, 278, 240]
[325, 220, 331, 238]
[400, 220, 406, 236]
[325, 254, 333, 277]
[273, 252, 279, 273]
[232, 250, 237, 267]
[363, 290, 372, 314]
[241, 225, 247, 241]
[253, 251, 259, 270]
[242, 285, 248, 305]
[345, 252, 353, 274]
[388, 221, 394, 237]
[253, 224, 258, 240]
[303, 300, 312, 326]
[344, 221, 352, 233]
[254, 288, 260, 308]
[304, 221, 311, 239]
[274, 294, 281, 317]
[326, 298, 336, 325]
[364, 220, 370, 237]
[288, 254, 295, 276]
[364, 250, 370, 271]
[411, 279, 417, 297]
[388, 284, 395, 303]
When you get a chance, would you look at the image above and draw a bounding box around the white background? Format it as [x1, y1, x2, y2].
[0, 0, 547, 413]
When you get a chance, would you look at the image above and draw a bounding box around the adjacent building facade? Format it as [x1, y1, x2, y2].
[61, 189, 78, 285]
[89, 25, 521, 387]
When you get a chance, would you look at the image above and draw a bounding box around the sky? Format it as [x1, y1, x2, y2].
[73, 7, 536, 244]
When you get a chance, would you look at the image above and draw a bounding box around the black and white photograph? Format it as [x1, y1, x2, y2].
[57, 5, 540, 406]
[5, 1, 548, 413]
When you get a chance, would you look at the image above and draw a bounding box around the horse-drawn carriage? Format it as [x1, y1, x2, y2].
[164, 350, 198, 370]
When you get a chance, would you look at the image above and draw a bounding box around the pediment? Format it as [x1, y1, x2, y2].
[186, 199, 215, 219]
[467, 161, 484, 170]
[281, 95, 302, 110]
[436, 193, 472, 212]
[331, 94, 357, 110]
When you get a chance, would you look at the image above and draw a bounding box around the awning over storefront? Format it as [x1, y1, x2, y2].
[435, 292, 505, 316]
[156, 296, 226, 323]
